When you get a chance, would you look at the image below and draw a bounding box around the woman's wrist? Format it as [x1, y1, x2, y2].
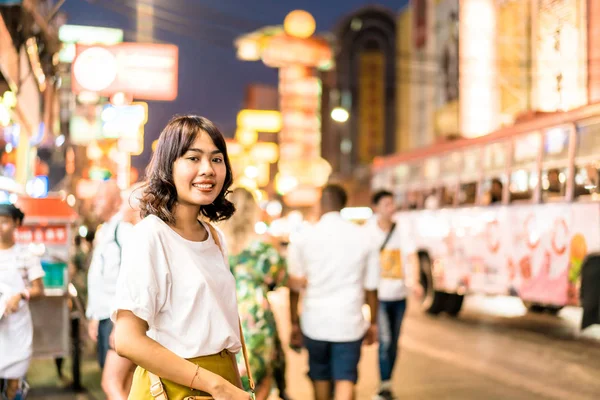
[20, 289, 30, 301]
[198, 371, 226, 394]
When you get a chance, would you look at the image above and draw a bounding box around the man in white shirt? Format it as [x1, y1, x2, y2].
[367, 190, 409, 400]
[288, 184, 379, 400]
[86, 180, 134, 399]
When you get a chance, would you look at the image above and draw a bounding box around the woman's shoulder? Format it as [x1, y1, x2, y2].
[130, 215, 170, 242]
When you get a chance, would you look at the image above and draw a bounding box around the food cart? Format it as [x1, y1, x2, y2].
[14, 195, 81, 387]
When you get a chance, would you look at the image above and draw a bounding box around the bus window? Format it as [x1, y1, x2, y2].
[541, 126, 571, 201]
[459, 182, 477, 205]
[405, 190, 423, 210]
[542, 167, 567, 199]
[509, 132, 540, 203]
[509, 169, 536, 202]
[574, 164, 600, 197]
[481, 177, 506, 205]
[424, 185, 456, 209]
[441, 185, 457, 207]
[574, 119, 600, 198]
[424, 188, 439, 209]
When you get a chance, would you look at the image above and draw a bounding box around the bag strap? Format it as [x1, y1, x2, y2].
[380, 222, 397, 252]
[148, 371, 168, 400]
[207, 223, 256, 393]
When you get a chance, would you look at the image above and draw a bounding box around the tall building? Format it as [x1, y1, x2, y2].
[324, 7, 397, 174]
[323, 6, 398, 204]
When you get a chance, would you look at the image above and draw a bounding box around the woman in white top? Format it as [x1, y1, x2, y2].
[0, 204, 45, 400]
[112, 115, 250, 399]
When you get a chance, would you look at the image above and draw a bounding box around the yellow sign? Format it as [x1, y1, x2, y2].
[358, 51, 385, 164]
[381, 249, 404, 280]
[236, 109, 282, 132]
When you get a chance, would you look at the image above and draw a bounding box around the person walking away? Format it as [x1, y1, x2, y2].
[85, 180, 135, 399]
[112, 115, 251, 399]
[288, 184, 380, 400]
[367, 190, 411, 400]
[0, 204, 45, 400]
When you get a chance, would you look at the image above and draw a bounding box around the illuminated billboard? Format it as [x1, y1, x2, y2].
[72, 43, 179, 101]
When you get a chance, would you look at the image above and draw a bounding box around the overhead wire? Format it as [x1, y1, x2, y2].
[88, 0, 238, 49]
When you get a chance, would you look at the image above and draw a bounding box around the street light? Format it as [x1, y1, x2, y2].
[331, 107, 349, 123]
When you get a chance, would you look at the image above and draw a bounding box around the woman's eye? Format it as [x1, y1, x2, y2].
[187, 157, 199, 162]
[212, 157, 223, 163]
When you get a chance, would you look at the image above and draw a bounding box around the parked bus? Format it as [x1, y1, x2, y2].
[372, 103, 600, 325]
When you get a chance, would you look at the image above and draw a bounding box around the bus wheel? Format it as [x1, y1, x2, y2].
[445, 293, 464, 317]
[523, 301, 545, 314]
[419, 253, 448, 315]
[545, 306, 563, 316]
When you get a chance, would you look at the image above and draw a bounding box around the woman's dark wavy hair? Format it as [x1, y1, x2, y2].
[139, 115, 235, 223]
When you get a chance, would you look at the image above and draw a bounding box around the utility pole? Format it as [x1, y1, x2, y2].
[136, 0, 154, 43]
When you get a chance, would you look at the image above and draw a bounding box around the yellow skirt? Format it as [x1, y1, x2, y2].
[128, 350, 239, 400]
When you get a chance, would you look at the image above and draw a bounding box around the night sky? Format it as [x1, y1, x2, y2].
[62, 0, 409, 170]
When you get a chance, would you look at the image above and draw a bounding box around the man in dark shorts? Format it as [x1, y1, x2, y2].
[288, 184, 379, 400]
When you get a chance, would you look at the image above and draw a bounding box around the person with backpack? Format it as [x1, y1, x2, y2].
[86, 180, 135, 399]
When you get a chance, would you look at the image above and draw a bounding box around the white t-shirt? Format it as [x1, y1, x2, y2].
[87, 212, 133, 320]
[112, 215, 242, 358]
[287, 212, 380, 342]
[365, 217, 411, 301]
[0, 245, 44, 378]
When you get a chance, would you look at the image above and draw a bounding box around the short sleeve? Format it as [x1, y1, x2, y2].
[24, 251, 44, 283]
[116, 221, 134, 248]
[364, 245, 380, 291]
[286, 238, 306, 279]
[111, 222, 167, 328]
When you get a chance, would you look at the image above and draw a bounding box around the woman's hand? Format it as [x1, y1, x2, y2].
[212, 379, 251, 400]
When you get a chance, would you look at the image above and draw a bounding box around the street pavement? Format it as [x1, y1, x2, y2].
[27, 290, 600, 399]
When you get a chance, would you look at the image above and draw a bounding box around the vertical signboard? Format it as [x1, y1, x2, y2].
[534, 0, 587, 112]
[278, 65, 321, 161]
[459, 0, 498, 138]
[398, 7, 413, 151]
[358, 51, 385, 164]
[588, 0, 600, 103]
[497, 0, 531, 124]
[435, 0, 459, 137]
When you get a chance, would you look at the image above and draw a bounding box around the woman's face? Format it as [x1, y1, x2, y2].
[172, 130, 227, 207]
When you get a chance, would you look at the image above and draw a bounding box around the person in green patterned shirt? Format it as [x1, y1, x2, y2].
[222, 187, 289, 400]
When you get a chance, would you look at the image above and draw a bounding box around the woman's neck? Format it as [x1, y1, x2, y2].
[171, 203, 205, 239]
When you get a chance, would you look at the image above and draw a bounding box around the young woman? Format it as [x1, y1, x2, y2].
[112, 115, 251, 400]
[0, 204, 45, 400]
[220, 188, 288, 400]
